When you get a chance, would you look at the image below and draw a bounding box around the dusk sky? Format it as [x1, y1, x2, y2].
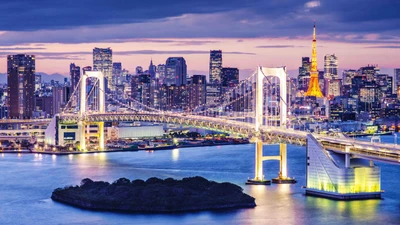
[0, 0, 399, 77]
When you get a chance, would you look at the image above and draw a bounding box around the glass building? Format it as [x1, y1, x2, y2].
[93, 47, 112, 92]
[7, 54, 35, 119]
[165, 57, 187, 86]
[324, 54, 338, 79]
[70, 63, 81, 91]
[209, 50, 222, 84]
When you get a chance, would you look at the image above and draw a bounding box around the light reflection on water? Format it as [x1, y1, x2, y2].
[0, 137, 400, 224]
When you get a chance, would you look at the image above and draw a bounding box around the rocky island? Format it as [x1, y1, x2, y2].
[51, 176, 256, 213]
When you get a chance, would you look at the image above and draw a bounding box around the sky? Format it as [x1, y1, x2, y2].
[0, 0, 399, 78]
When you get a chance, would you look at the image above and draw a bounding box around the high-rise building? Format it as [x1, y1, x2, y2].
[52, 86, 71, 115]
[298, 57, 311, 91]
[324, 54, 338, 79]
[113, 62, 122, 86]
[157, 64, 166, 83]
[149, 59, 156, 79]
[305, 22, 324, 97]
[221, 67, 239, 87]
[7, 54, 35, 119]
[209, 50, 222, 84]
[70, 63, 81, 91]
[165, 57, 187, 86]
[93, 47, 112, 91]
[394, 69, 400, 94]
[358, 65, 379, 81]
[188, 75, 206, 110]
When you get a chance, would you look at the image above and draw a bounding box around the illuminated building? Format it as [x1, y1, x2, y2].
[157, 64, 166, 82]
[165, 57, 187, 86]
[394, 68, 400, 95]
[298, 57, 311, 91]
[324, 54, 338, 79]
[305, 22, 324, 98]
[188, 75, 206, 110]
[7, 54, 35, 119]
[148, 59, 156, 79]
[136, 66, 143, 75]
[221, 67, 239, 87]
[325, 79, 341, 100]
[70, 63, 80, 91]
[209, 50, 222, 84]
[35, 74, 41, 92]
[93, 47, 112, 91]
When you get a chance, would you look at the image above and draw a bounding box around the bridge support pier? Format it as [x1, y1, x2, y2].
[246, 138, 271, 185]
[98, 122, 104, 150]
[272, 143, 296, 184]
[78, 120, 86, 151]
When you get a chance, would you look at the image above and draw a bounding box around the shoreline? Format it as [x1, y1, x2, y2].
[2, 142, 250, 155]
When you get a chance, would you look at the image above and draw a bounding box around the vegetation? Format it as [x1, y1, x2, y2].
[51, 176, 256, 213]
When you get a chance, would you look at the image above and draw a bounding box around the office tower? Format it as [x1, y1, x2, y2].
[324, 54, 338, 79]
[325, 79, 341, 100]
[206, 83, 222, 107]
[93, 47, 112, 91]
[209, 50, 222, 84]
[188, 75, 206, 110]
[165, 57, 187, 86]
[394, 69, 400, 94]
[221, 67, 239, 87]
[149, 59, 156, 79]
[157, 64, 166, 83]
[305, 22, 324, 97]
[7, 54, 35, 119]
[70, 63, 81, 91]
[342, 70, 357, 86]
[298, 57, 311, 91]
[358, 65, 379, 81]
[113, 62, 122, 85]
[52, 86, 71, 115]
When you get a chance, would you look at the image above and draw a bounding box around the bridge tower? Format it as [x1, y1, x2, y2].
[78, 71, 105, 151]
[247, 66, 295, 185]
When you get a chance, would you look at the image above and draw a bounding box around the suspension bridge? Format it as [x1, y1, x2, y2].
[40, 67, 400, 200]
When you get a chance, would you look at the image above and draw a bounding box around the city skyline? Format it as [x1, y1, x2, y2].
[0, 0, 399, 76]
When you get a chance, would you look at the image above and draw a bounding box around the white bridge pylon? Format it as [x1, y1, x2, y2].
[79, 71, 105, 151]
[251, 66, 292, 184]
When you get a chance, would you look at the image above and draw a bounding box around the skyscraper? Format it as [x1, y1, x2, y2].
[305, 22, 324, 98]
[149, 59, 156, 79]
[221, 67, 239, 87]
[7, 54, 35, 119]
[324, 54, 338, 79]
[93, 47, 112, 91]
[157, 64, 166, 83]
[209, 50, 222, 84]
[395, 68, 400, 94]
[298, 57, 311, 91]
[70, 63, 81, 91]
[165, 57, 187, 86]
[113, 62, 122, 85]
[188, 75, 206, 110]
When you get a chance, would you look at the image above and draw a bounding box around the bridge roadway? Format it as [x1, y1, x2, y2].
[57, 112, 400, 164]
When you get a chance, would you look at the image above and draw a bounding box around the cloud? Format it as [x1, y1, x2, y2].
[0, 0, 397, 46]
[256, 45, 305, 48]
[365, 45, 400, 49]
[0, 47, 46, 50]
[305, 1, 320, 8]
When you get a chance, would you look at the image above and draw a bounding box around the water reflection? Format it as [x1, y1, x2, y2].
[172, 149, 179, 161]
[306, 196, 379, 222]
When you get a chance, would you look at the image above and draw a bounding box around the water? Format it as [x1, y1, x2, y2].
[1, 136, 400, 225]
